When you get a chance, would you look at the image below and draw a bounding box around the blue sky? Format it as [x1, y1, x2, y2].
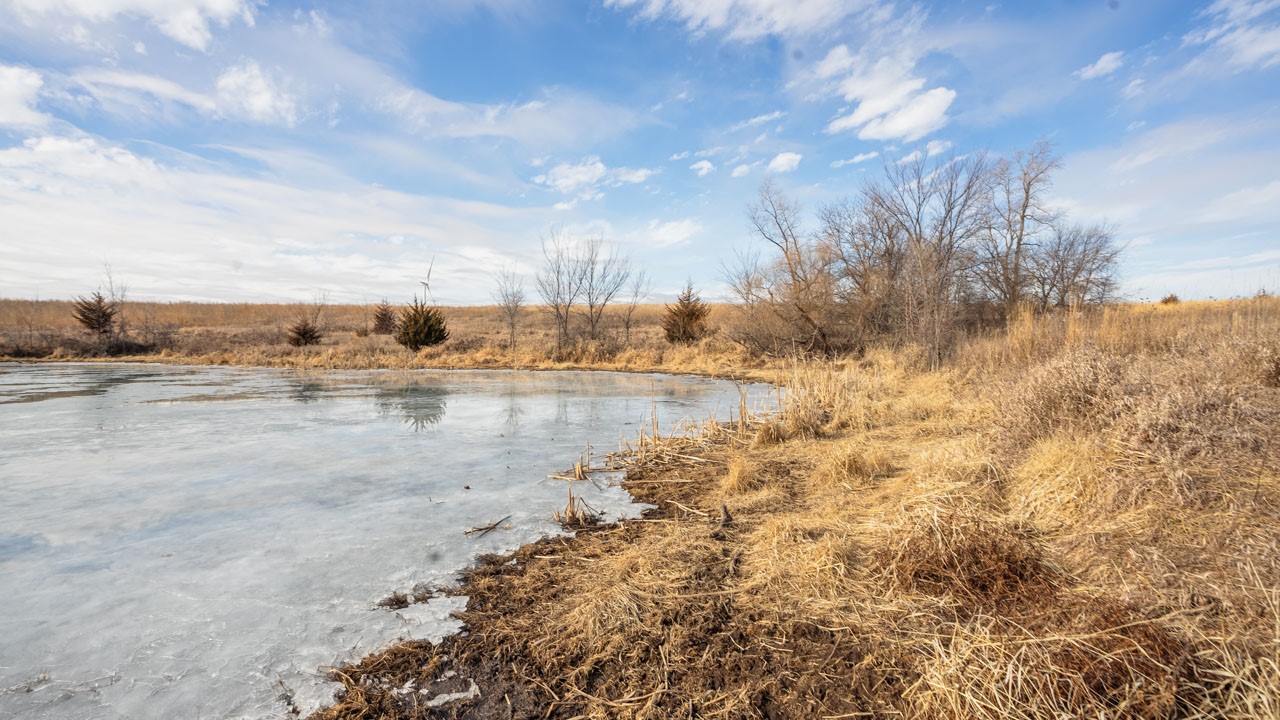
[1, 0, 1277, 304]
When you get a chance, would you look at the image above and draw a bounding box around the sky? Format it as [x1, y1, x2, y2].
[1, 0, 1278, 304]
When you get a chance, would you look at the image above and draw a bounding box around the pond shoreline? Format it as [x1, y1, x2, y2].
[308, 429, 739, 719]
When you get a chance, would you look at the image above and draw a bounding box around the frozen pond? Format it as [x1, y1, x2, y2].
[0, 363, 768, 719]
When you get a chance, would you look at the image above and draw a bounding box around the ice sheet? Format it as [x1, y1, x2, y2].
[0, 363, 771, 719]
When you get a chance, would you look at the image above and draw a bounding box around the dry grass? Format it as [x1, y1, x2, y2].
[0, 299, 785, 380]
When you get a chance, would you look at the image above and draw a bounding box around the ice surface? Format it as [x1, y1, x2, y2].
[0, 363, 772, 719]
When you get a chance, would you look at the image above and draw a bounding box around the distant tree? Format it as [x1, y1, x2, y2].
[395, 296, 449, 351]
[72, 291, 117, 336]
[1027, 222, 1121, 309]
[536, 227, 588, 349]
[974, 140, 1061, 319]
[286, 319, 323, 346]
[492, 269, 525, 350]
[372, 299, 397, 334]
[663, 282, 711, 345]
[578, 238, 633, 340]
[286, 297, 326, 347]
[621, 268, 653, 345]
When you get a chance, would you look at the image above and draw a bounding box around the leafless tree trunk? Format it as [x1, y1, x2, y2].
[492, 269, 526, 350]
[974, 140, 1061, 320]
[621, 268, 652, 345]
[536, 227, 588, 349]
[578, 237, 632, 341]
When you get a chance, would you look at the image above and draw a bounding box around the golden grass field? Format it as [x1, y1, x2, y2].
[0, 299, 764, 377]
[4, 296, 1279, 718]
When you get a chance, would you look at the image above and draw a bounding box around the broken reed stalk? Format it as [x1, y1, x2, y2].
[552, 486, 600, 529]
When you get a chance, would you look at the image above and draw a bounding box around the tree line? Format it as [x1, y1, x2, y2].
[726, 141, 1120, 362]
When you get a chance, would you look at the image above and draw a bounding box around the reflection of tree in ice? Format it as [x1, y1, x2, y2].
[289, 380, 326, 404]
[376, 383, 449, 432]
[500, 385, 524, 430]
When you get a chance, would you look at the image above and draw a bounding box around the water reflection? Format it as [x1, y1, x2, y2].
[374, 381, 449, 431]
[289, 380, 327, 404]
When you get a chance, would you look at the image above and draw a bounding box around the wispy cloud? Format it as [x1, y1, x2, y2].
[0, 133, 545, 302]
[1075, 51, 1125, 80]
[604, 0, 878, 41]
[1184, 0, 1280, 70]
[690, 159, 715, 176]
[3, 0, 258, 51]
[830, 150, 877, 168]
[729, 110, 785, 131]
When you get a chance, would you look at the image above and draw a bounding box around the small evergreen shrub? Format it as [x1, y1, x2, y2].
[372, 299, 396, 334]
[395, 298, 449, 351]
[72, 291, 117, 336]
[286, 319, 323, 347]
[662, 282, 711, 345]
[1160, 294, 1180, 305]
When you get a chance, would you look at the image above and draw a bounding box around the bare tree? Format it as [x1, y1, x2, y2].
[1028, 222, 1122, 309]
[535, 227, 588, 349]
[492, 268, 526, 350]
[862, 151, 992, 364]
[974, 140, 1061, 319]
[621, 268, 652, 345]
[819, 196, 908, 343]
[578, 237, 632, 341]
[727, 179, 840, 355]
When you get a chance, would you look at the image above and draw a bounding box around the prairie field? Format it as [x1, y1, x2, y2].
[6, 296, 1280, 718]
[0, 299, 761, 377]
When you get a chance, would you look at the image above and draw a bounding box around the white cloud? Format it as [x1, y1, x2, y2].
[767, 151, 802, 172]
[731, 163, 754, 177]
[1075, 51, 1125, 80]
[830, 151, 877, 168]
[729, 110, 785, 131]
[645, 218, 702, 247]
[817, 20, 957, 143]
[533, 156, 654, 202]
[215, 61, 299, 126]
[132, 40, 146, 54]
[604, 0, 877, 41]
[4, 0, 257, 51]
[0, 64, 47, 128]
[897, 150, 921, 164]
[1185, 0, 1280, 70]
[1122, 78, 1145, 99]
[690, 159, 715, 176]
[925, 139, 952, 155]
[669, 151, 690, 160]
